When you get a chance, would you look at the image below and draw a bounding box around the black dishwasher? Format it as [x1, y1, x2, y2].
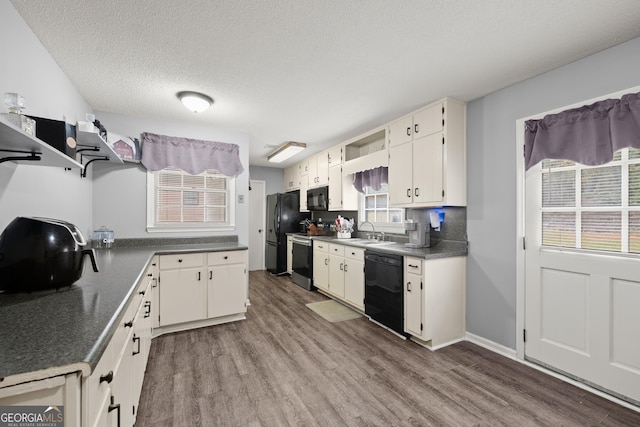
[364, 249, 406, 336]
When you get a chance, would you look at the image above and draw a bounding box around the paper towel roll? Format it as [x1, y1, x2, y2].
[429, 211, 440, 231]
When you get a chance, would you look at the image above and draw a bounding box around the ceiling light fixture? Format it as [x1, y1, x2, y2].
[177, 91, 214, 113]
[268, 141, 307, 163]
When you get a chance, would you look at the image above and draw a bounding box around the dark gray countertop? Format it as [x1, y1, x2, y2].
[297, 234, 468, 259]
[0, 239, 247, 387]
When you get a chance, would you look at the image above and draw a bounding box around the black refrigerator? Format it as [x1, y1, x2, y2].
[266, 192, 308, 274]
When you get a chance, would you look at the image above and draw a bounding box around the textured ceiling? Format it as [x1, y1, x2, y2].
[9, 0, 640, 167]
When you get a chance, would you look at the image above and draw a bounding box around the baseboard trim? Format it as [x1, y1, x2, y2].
[465, 332, 517, 360]
[152, 313, 246, 338]
[464, 333, 639, 413]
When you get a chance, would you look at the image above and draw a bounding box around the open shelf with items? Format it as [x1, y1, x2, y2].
[342, 126, 388, 175]
[0, 115, 83, 169]
[76, 130, 124, 177]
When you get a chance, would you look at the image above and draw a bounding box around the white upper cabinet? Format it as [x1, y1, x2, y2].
[328, 145, 343, 167]
[283, 164, 300, 191]
[388, 98, 466, 207]
[307, 151, 329, 189]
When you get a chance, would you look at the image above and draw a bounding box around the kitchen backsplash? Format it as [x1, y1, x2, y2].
[406, 206, 467, 244]
[310, 210, 358, 225]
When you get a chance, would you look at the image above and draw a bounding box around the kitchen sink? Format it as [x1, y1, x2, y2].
[349, 239, 397, 246]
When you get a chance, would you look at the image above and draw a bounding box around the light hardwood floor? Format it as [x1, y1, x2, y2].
[135, 270, 640, 426]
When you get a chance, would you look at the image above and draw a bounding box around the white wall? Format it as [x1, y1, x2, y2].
[92, 111, 251, 245]
[249, 165, 284, 195]
[0, 2, 93, 235]
[466, 36, 640, 349]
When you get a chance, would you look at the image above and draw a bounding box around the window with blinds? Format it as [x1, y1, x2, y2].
[360, 184, 404, 224]
[147, 168, 235, 230]
[541, 148, 640, 253]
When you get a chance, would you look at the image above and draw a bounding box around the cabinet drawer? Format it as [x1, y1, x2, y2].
[405, 257, 423, 276]
[344, 246, 364, 262]
[329, 243, 345, 257]
[159, 253, 203, 270]
[314, 240, 328, 252]
[207, 250, 245, 266]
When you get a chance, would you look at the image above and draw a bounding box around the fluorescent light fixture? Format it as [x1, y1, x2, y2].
[268, 141, 306, 163]
[177, 91, 214, 113]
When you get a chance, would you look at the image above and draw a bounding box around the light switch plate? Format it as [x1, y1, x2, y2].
[238, 194, 244, 203]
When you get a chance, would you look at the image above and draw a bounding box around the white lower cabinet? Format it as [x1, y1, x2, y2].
[312, 240, 329, 291]
[314, 241, 364, 311]
[287, 235, 293, 274]
[85, 258, 156, 427]
[343, 247, 365, 310]
[207, 251, 248, 318]
[328, 244, 346, 298]
[156, 250, 248, 334]
[403, 256, 466, 350]
[0, 373, 81, 426]
[159, 253, 207, 327]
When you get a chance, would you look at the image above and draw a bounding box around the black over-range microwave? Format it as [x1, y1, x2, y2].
[307, 186, 328, 211]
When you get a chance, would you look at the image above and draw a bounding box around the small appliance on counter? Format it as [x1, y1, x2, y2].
[405, 220, 429, 248]
[92, 225, 115, 248]
[0, 217, 99, 292]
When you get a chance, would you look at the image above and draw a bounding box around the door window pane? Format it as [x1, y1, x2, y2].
[581, 166, 621, 207]
[542, 170, 575, 207]
[629, 212, 640, 254]
[581, 212, 621, 252]
[629, 164, 640, 207]
[542, 212, 575, 247]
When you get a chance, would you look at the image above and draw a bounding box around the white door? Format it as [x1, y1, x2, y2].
[525, 158, 640, 405]
[248, 180, 265, 271]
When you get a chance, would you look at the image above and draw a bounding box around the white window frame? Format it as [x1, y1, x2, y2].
[540, 149, 640, 255]
[358, 185, 405, 234]
[146, 168, 236, 233]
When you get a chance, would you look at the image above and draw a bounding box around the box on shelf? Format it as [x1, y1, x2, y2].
[25, 115, 77, 159]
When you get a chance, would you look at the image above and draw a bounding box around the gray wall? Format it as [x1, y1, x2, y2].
[92, 111, 251, 245]
[466, 36, 640, 349]
[0, 2, 94, 236]
[249, 166, 284, 195]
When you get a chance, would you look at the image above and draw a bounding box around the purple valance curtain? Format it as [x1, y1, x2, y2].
[524, 91, 640, 170]
[140, 132, 244, 177]
[353, 166, 388, 193]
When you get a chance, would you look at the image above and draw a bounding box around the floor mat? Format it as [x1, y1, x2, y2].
[306, 300, 363, 323]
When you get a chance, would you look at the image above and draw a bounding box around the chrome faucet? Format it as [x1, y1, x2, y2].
[359, 221, 376, 239]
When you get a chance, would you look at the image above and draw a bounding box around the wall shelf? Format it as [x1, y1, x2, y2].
[0, 115, 82, 169]
[76, 130, 124, 177]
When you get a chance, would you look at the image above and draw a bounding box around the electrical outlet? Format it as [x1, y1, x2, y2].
[238, 194, 244, 203]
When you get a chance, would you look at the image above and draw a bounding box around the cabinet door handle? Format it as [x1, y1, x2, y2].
[406, 127, 411, 136]
[344, 264, 348, 272]
[147, 273, 153, 277]
[100, 370, 113, 384]
[197, 271, 201, 281]
[408, 264, 419, 269]
[144, 301, 151, 318]
[138, 290, 145, 296]
[210, 270, 213, 280]
[415, 188, 419, 197]
[152, 278, 157, 288]
[339, 262, 344, 271]
[224, 255, 228, 260]
[108, 396, 121, 427]
[325, 258, 328, 265]
[124, 320, 133, 328]
[178, 258, 183, 263]
[407, 189, 411, 198]
[132, 335, 141, 356]
[414, 124, 419, 134]
[407, 281, 412, 292]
